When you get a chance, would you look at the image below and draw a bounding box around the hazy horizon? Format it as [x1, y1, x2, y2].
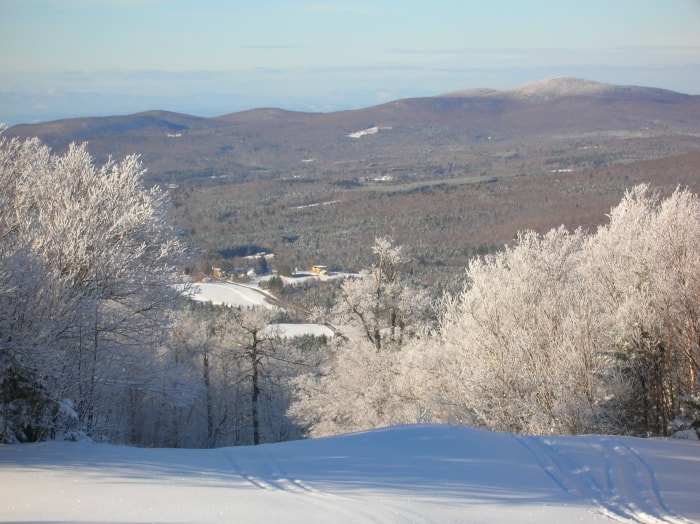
[2, 0, 700, 126]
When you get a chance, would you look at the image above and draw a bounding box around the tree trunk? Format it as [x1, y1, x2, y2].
[203, 350, 214, 448]
[252, 345, 260, 445]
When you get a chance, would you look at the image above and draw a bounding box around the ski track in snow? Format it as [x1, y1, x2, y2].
[222, 446, 426, 523]
[2, 426, 697, 523]
[514, 435, 695, 524]
[225, 448, 319, 495]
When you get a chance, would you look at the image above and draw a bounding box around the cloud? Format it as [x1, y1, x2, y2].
[3, 43, 700, 126]
[382, 46, 700, 70]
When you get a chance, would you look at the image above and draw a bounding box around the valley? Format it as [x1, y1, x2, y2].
[7, 77, 700, 289]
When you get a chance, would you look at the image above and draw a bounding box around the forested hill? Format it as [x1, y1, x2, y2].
[6, 77, 700, 184]
[6, 78, 700, 276]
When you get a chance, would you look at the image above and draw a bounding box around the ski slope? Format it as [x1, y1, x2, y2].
[1, 425, 698, 523]
[185, 282, 334, 338]
[189, 281, 274, 308]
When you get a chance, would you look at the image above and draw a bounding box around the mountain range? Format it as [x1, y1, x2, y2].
[6, 77, 699, 179]
[5, 77, 700, 276]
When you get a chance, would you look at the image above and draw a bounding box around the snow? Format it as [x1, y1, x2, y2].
[442, 77, 616, 102]
[186, 282, 335, 338]
[293, 199, 340, 210]
[347, 126, 392, 138]
[265, 322, 335, 338]
[279, 271, 355, 287]
[507, 77, 614, 99]
[188, 281, 275, 309]
[1, 425, 698, 524]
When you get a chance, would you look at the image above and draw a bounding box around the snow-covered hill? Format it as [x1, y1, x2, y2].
[1, 425, 698, 523]
[505, 76, 616, 99]
[441, 76, 688, 103]
[186, 281, 335, 338]
[189, 281, 275, 308]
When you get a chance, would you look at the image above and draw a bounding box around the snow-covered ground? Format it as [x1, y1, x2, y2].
[265, 322, 335, 338]
[186, 282, 335, 338]
[347, 125, 392, 138]
[1, 425, 698, 523]
[278, 271, 356, 287]
[189, 281, 275, 308]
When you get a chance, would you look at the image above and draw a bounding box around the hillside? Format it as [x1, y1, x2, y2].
[7, 77, 699, 178]
[1, 425, 698, 523]
[5, 77, 700, 279]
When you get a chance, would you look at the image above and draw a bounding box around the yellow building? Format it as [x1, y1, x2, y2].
[311, 265, 328, 275]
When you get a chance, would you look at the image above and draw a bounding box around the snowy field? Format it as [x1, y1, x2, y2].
[265, 322, 335, 339]
[1, 425, 698, 524]
[277, 271, 355, 287]
[186, 282, 334, 338]
[188, 281, 274, 308]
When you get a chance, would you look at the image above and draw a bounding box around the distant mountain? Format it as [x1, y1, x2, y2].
[441, 77, 693, 102]
[5, 77, 700, 278]
[5, 77, 699, 184]
[505, 77, 640, 100]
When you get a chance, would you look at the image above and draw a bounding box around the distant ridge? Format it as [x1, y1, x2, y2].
[4, 76, 699, 286]
[439, 87, 501, 98]
[506, 77, 616, 99]
[5, 77, 699, 183]
[440, 76, 691, 102]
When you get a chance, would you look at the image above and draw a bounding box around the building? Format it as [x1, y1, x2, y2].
[311, 265, 328, 275]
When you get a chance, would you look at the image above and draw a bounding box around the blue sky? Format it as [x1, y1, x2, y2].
[2, 0, 700, 124]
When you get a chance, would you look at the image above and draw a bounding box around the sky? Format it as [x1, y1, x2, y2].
[1, 0, 700, 124]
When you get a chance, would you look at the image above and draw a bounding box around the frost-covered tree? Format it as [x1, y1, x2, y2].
[289, 237, 434, 437]
[289, 333, 435, 437]
[583, 185, 700, 435]
[0, 135, 185, 443]
[334, 236, 428, 351]
[163, 303, 315, 447]
[438, 185, 700, 437]
[437, 226, 612, 435]
[217, 306, 283, 445]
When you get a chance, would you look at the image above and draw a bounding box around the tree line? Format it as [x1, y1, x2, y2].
[293, 185, 700, 438]
[1, 135, 698, 445]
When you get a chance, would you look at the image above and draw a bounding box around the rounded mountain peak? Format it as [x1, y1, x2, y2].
[506, 77, 615, 100]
